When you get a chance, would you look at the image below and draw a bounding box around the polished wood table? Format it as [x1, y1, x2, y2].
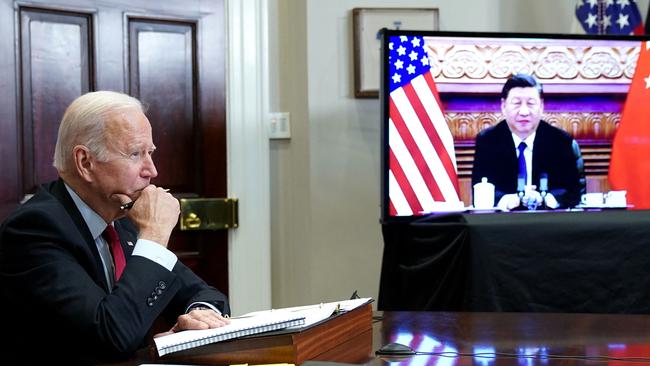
[367, 311, 650, 365]
[111, 311, 650, 365]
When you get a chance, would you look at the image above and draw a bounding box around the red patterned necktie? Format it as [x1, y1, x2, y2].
[102, 224, 126, 281]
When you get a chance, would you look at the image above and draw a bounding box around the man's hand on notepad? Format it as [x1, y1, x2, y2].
[153, 308, 230, 338]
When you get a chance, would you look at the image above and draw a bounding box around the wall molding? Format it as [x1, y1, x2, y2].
[226, 0, 272, 315]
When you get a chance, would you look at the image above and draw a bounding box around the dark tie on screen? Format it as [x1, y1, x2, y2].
[102, 224, 126, 281]
[518, 142, 527, 185]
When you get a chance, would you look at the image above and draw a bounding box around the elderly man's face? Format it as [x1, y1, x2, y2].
[92, 110, 158, 209]
[501, 86, 543, 139]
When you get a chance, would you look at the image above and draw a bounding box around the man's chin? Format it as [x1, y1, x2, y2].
[516, 125, 533, 133]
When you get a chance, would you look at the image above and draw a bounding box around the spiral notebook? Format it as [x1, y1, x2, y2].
[154, 310, 306, 356]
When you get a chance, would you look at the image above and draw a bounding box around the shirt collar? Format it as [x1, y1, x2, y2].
[511, 131, 537, 149]
[63, 182, 108, 240]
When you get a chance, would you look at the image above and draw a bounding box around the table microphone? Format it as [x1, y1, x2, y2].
[512, 174, 527, 211]
[539, 173, 550, 210]
[517, 174, 525, 195]
[539, 173, 548, 193]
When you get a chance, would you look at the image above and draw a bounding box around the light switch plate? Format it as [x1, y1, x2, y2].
[269, 112, 291, 139]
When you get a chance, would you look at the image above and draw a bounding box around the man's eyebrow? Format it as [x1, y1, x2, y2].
[128, 143, 155, 149]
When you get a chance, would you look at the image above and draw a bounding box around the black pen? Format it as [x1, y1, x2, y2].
[119, 201, 135, 210]
[120, 189, 170, 210]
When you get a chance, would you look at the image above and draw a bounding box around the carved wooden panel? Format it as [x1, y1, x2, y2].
[447, 112, 619, 142]
[423, 37, 639, 89]
[18, 7, 93, 194]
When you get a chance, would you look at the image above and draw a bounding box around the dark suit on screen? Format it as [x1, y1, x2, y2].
[471, 120, 581, 208]
[0, 179, 229, 365]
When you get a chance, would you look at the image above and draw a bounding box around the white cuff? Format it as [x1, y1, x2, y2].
[132, 239, 177, 271]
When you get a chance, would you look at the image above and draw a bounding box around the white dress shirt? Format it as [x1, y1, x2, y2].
[64, 183, 177, 290]
[511, 132, 536, 187]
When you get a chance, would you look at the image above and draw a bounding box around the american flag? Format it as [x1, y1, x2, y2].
[387, 35, 460, 216]
[575, 0, 644, 35]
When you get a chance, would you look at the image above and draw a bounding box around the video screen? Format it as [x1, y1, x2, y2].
[380, 30, 649, 221]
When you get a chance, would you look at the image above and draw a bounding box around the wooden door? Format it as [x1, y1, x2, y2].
[0, 0, 228, 293]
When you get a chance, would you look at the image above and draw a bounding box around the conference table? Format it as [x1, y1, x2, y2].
[111, 310, 650, 365]
[379, 209, 650, 313]
[369, 311, 650, 366]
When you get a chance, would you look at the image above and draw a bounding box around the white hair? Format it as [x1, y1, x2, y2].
[53, 91, 145, 173]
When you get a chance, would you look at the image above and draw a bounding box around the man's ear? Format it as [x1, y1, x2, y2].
[73, 145, 94, 183]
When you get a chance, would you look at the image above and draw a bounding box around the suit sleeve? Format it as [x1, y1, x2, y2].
[472, 131, 509, 204]
[547, 137, 582, 208]
[169, 261, 230, 316]
[0, 207, 182, 362]
[117, 218, 230, 318]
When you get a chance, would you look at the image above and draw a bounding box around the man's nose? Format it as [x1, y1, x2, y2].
[518, 104, 530, 115]
[142, 154, 158, 178]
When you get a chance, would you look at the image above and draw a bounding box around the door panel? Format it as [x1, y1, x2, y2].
[128, 19, 198, 192]
[1, 0, 228, 293]
[18, 7, 93, 195]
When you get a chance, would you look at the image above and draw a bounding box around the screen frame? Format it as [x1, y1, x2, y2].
[379, 29, 650, 223]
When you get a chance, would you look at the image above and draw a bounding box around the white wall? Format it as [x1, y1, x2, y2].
[267, 0, 648, 309]
[499, 0, 649, 33]
[268, 0, 312, 308]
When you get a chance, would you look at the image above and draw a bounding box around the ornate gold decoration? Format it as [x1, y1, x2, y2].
[423, 37, 640, 84]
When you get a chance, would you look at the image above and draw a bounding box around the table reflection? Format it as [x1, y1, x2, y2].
[372, 312, 650, 366]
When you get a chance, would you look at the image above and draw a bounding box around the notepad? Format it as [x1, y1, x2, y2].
[154, 310, 306, 357]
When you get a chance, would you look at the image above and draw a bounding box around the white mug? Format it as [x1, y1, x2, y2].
[473, 177, 495, 209]
[581, 192, 604, 207]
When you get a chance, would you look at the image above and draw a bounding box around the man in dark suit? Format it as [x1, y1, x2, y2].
[0, 91, 230, 365]
[472, 74, 581, 210]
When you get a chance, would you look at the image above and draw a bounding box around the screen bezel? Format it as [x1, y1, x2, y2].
[379, 29, 650, 223]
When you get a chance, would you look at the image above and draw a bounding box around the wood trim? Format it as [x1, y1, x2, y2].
[226, 0, 272, 315]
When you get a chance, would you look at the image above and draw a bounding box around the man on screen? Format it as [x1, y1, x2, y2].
[472, 73, 582, 210]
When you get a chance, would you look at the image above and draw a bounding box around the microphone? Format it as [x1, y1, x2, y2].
[517, 174, 525, 196]
[539, 173, 548, 193]
[512, 174, 528, 211]
[539, 173, 550, 210]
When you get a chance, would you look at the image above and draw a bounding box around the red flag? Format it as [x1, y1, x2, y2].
[608, 41, 650, 209]
[387, 35, 460, 216]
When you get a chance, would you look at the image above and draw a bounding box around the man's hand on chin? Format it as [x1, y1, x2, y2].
[127, 185, 180, 247]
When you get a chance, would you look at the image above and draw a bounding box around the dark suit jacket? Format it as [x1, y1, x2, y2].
[471, 120, 581, 208]
[0, 179, 229, 365]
